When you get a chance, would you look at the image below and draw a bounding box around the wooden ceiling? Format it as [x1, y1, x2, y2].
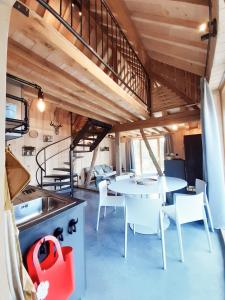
[8, 2, 148, 126]
[7, 0, 206, 130]
[123, 0, 209, 76]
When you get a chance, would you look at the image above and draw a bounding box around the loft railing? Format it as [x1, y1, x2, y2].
[36, 0, 151, 109]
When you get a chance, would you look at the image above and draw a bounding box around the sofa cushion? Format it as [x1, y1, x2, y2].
[102, 165, 113, 173]
[94, 165, 105, 175]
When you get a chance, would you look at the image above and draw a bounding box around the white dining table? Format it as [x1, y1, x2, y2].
[108, 175, 187, 234]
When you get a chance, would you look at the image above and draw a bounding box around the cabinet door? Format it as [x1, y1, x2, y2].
[19, 204, 86, 300]
[184, 134, 203, 186]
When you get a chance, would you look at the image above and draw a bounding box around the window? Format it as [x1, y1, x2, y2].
[133, 137, 165, 175]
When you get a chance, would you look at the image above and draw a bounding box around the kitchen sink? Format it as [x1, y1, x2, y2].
[14, 196, 75, 225]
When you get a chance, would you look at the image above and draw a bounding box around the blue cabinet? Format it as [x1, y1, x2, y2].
[19, 202, 86, 300]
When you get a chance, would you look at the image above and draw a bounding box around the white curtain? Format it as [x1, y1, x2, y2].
[125, 139, 135, 172]
[164, 134, 174, 156]
[201, 79, 225, 229]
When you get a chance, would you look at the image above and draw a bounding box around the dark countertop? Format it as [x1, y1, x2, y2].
[14, 185, 86, 230]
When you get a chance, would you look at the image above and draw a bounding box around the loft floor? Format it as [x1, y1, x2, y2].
[73, 188, 225, 300]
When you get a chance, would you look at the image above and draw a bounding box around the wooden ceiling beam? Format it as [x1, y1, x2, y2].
[131, 12, 201, 29]
[170, 0, 209, 6]
[143, 38, 206, 65]
[8, 39, 139, 122]
[7, 56, 126, 125]
[23, 88, 117, 125]
[141, 32, 207, 51]
[7, 54, 126, 123]
[111, 110, 200, 132]
[148, 50, 205, 76]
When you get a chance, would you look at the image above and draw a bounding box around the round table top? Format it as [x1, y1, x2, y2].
[108, 176, 187, 195]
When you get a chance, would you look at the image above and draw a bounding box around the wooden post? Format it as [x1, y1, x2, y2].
[0, 0, 16, 297]
[115, 132, 121, 175]
[85, 145, 99, 188]
[140, 129, 163, 176]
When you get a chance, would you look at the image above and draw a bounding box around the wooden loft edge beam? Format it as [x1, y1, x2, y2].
[170, 0, 209, 5]
[10, 8, 148, 118]
[111, 110, 200, 132]
[150, 72, 195, 105]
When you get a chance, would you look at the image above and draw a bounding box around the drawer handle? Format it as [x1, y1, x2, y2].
[68, 218, 78, 234]
[53, 227, 64, 241]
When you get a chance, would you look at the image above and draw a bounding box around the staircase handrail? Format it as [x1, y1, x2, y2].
[36, 135, 72, 185]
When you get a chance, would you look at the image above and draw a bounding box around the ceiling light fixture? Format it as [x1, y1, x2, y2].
[37, 89, 46, 112]
[201, 18, 217, 41]
[199, 22, 207, 33]
[7, 73, 45, 113]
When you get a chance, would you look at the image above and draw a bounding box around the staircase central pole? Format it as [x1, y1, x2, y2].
[69, 148, 74, 196]
[85, 145, 99, 188]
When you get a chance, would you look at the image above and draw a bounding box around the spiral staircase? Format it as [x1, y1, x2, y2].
[36, 118, 112, 195]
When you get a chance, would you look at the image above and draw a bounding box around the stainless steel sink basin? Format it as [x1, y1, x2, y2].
[14, 196, 74, 225]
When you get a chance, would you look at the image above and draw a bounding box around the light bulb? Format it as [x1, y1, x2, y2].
[79, 11, 82, 16]
[199, 22, 207, 33]
[172, 124, 178, 131]
[37, 98, 46, 112]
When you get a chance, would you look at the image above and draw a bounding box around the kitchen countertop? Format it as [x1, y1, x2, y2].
[14, 185, 86, 230]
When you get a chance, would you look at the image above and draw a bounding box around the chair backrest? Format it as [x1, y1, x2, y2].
[125, 195, 161, 233]
[195, 178, 207, 197]
[98, 180, 108, 204]
[116, 174, 131, 181]
[174, 193, 204, 224]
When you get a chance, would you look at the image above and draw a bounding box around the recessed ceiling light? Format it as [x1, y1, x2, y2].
[199, 22, 207, 33]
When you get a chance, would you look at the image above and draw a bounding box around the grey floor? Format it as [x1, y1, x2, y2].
[73, 189, 225, 300]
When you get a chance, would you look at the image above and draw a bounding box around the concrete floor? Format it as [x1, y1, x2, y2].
[73, 189, 225, 300]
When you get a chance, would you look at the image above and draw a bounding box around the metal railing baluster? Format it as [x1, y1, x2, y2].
[36, 0, 150, 108]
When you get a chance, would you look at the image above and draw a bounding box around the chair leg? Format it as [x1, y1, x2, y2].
[133, 224, 136, 235]
[96, 205, 101, 231]
[104, 206, 106, 218]
[205, 202, 214, 232]
[160, 211, 166, 270]
[176, 221, 184, 262]
[114, 206, 116, 212]
[161, 192, 166, 205]
[203, 210, 212, 252]
[124, 222, 127, 258]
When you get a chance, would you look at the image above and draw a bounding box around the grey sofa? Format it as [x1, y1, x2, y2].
[84, 164, 116, 185]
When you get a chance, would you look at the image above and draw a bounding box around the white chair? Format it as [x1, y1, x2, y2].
[195, 178, 214, 232]
[115, 174, 131, 181]
[124, 195, 166, 270]
[163, 193, 212, 262]
[96, 180, 125, 231]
